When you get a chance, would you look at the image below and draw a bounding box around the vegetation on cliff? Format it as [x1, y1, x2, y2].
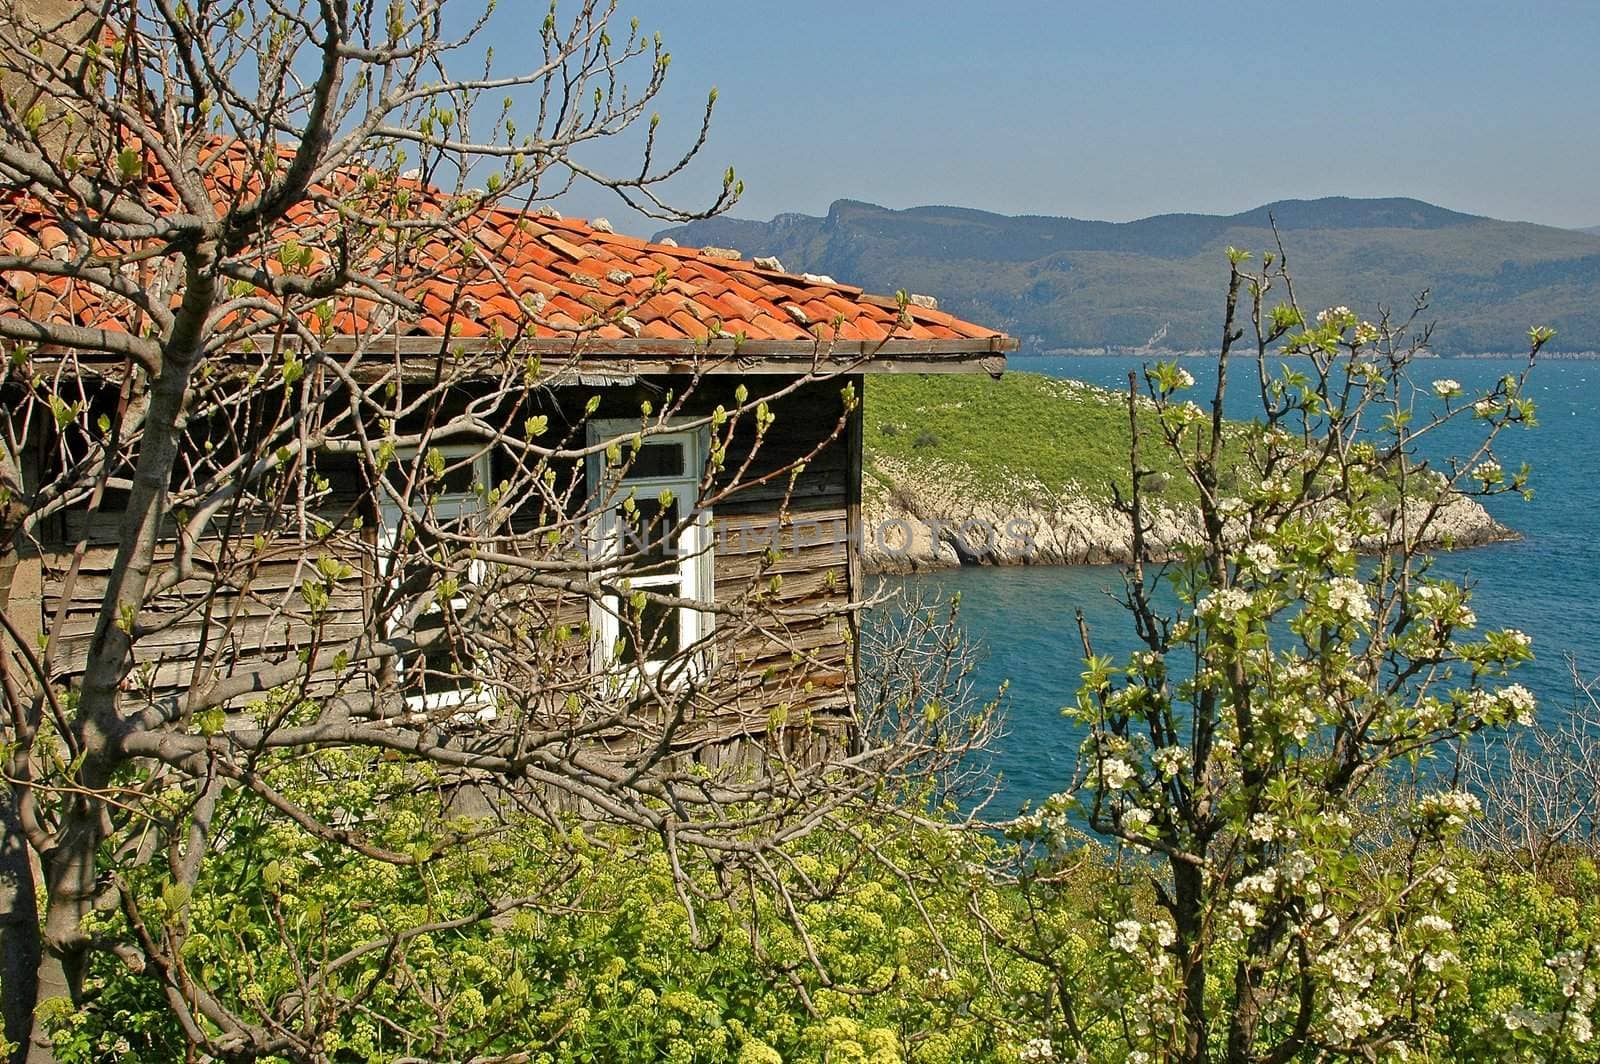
[861, 370, 1510, 570]
[864, 370, 1232, 507]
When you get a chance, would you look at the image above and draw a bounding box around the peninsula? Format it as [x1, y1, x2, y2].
[859, 372, 1511, 573]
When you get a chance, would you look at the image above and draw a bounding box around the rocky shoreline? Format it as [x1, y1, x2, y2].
[861, 458, 1515, 574]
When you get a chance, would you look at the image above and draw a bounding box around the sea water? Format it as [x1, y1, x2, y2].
[890, 356, 1600, 814]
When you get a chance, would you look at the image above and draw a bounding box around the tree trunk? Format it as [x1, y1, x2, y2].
[23, 250, 212, 1064]
[27, 787, 103, 1064]
[1174, 859, 1210, 1064]
[0, 456, 42, 1064]
[1227, 957, 1262, 1062]
[0, 791, 39, 1064]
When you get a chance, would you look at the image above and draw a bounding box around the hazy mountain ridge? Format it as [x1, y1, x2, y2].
[658, 198, 1600, 354]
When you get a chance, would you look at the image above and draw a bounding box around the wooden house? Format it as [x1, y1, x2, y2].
[0, 150, 1015, 765]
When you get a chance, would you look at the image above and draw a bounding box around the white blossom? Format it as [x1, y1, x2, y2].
[1414, 583, 1478, 629]
[1270, 695, 1320, 744]
[1416, 914, 1453, 935]
[1132, 650, 1165, 674]
[1326, 576, 1372, 623]
[1242, 542, 1279, 574]
[1152, 746, 1188, 780]
[1280, 850, 1315, 885]
[1110, 919, 1143, 953]
[1498, 683, 1537, 726]
[1501, 1006, 1559, 1035]
[1248, 813, 1279, 842]
[1410, 585, 1447, 616]
[1238, 869, 1279, 897]
[1328, 996, 1382, 1040]
[1018, 1036, 1056, 1062]
[1422, 947, 1458, 973]
[1417, 789, 1481, 830]
[1431, 378, 1462, 398]
[1261, 472, 1293, 496]
[1308, 903, 1341, 938]
[1100, 757, 1136, 791]
[1196, 587, 1252, 622]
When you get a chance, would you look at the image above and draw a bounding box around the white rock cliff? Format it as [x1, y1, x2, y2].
[861, 457, 1512, 574]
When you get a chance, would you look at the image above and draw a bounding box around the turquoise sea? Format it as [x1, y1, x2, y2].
[893, 355, 1600, 814]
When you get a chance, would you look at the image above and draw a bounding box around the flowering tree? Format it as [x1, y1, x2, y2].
[999, 245, 1595, 1062]
[0, 2, 995, 1061]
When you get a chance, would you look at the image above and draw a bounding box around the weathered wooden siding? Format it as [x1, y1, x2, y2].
[41, 537, 375, 705]
[33, 374, 862, 754]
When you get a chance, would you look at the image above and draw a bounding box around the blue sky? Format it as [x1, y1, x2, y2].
[477, 1, 1600, 231]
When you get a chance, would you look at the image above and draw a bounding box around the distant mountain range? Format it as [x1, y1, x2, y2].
[658, 198, 1600, 354]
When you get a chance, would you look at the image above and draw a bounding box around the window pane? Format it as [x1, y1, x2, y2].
[389, 527, 469, 591]
[620, 596, 680, 665]
[621, 442, 685, 480]
[404, 609, 475, 700]
[616, 498, 680, 574]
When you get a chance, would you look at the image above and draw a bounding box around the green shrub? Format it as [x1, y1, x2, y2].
[39, 752, 1600, 1063]
[51, 753, 1021, 1064]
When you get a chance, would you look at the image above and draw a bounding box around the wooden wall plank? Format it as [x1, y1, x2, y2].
[39, 376, 863, 764]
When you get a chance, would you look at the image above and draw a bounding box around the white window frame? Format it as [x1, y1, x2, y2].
[585, 419, 714, 684]
[377, 443, 494, 715]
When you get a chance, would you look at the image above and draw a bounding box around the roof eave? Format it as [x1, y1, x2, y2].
[314, 334, 1016, 376]
[20, 334, 1016, 379]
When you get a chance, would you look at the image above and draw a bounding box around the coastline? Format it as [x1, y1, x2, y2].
[1027, 349, 1600, 361]
[861, 458, 1516, 575]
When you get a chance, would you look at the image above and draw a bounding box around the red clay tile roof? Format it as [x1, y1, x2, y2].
[0, 141, 1015, 358]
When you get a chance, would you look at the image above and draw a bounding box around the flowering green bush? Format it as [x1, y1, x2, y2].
[37, 747, 1600, 1064]
[1435, 855, 1600, 1061]
[40, 749, 1022, 1064]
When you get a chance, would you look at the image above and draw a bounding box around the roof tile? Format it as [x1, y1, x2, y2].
[639, 318, 680, 340]
[0, 138, 1012, 352]
[667, 309, 705, 335]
